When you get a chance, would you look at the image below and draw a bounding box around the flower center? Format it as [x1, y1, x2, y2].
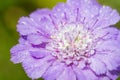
[46, 23, 93, 65]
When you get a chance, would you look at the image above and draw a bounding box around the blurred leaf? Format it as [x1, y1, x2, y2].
[98, 0, 120, 12]
[3, 6, 26, 38]
[4, 6, 26, 30]
[0, 21, 30, 80]
[0, 0, 16, 13]
[35, 0, 66, 8]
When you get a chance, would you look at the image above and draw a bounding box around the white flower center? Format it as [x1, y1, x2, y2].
[46, 23, 93, 65]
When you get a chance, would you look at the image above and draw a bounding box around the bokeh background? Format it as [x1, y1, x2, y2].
[0, 0, 120, 80]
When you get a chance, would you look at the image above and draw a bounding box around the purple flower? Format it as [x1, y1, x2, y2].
[10, 0, 120, 80]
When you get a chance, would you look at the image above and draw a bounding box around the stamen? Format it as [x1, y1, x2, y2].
[46, 23, 93, 65]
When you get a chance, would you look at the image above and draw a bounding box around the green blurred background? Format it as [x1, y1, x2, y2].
[0, 0, 120, 80]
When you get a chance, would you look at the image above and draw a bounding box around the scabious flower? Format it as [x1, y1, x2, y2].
[10, 0, 120, 80]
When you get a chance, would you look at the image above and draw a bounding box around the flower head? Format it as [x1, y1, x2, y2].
[10, 0, 120, 80]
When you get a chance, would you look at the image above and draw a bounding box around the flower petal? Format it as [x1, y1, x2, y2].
[89, 57, 107, 75]
[57, 66, 76, 80]
[17, 17, 38, 35]
[73, 67, 87, 80]
[96, 6, 120, 28]
[43, 61, 64, 80]
[30, 49, 50, 59]
[27, 33, 50, 45]
[22, 56, 54, 79]
[10, 44, 29, 63]
[93, 27, 119, 41]
[99, 77, 110, 80]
